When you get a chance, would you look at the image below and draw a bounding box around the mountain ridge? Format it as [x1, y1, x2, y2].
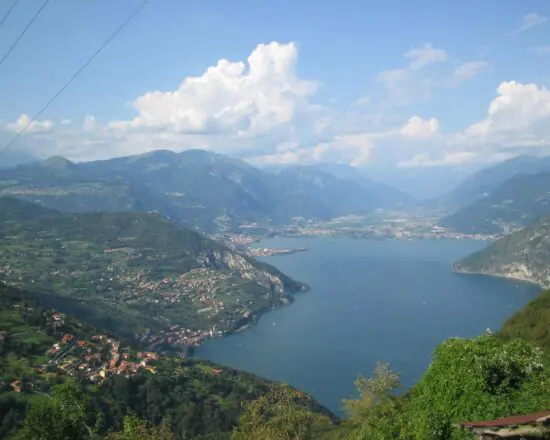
[0, 149, 409, 232]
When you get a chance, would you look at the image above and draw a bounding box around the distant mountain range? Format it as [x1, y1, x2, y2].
[0, 149, 38, 168]
[434, 155, 550, 210]
[0, 149, 411, 232]
[454, 216, 550, 288]
[440, 171, 550, 234]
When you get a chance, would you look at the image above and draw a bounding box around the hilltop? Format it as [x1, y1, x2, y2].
[0, 197, 305, 349]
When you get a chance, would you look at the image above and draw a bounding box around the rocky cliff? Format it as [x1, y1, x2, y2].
[454, 217, 550, 288]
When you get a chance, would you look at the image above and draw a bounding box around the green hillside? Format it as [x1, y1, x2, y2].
[499, 290, 550, 353]
[440, 171, 550, 234]
[454, 216, 550, 288]
[0, 283, 335, 439]
[0, 197, 305, 348]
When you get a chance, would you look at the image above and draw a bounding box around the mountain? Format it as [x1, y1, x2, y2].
[365, 164, 476, 200]
[310, 163, 414, 207]
[269, 165, 410, 218]
[0, 149, 409, 232]
[0, 197, 305, 348]
[0, 149, 38, 169]
[439, 171, 550, 234]
[0, 282, 335, 439]
[454, 216, 550, 288]
[434, 155, 550, 209]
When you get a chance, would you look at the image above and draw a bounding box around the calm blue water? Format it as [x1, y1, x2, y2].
[195, 237, 540, 415]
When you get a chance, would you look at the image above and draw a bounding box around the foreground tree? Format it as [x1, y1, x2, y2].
[408, 335, 550, 439]
[231, 384, 334, 440]
[16, 381, 98, 440]
[105, 415, 175, 440]
[342, 362, 407, 440]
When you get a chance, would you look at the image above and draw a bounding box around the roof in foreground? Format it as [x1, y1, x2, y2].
[461, 410, 550, 428]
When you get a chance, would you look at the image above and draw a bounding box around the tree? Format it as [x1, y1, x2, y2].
[342, 362, 406, 440]
[231, 384, 333, 440]
[105, 415, 175, 440]
[408, 335, 550, 439]
[16, 381, 98, 440]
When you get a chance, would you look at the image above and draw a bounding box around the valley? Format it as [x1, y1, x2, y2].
[3, 150, 550, 439]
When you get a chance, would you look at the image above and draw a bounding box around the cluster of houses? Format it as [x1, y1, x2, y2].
[39, 312, 162, 386]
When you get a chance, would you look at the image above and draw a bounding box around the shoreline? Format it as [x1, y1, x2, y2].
[453, 266, 545, 289]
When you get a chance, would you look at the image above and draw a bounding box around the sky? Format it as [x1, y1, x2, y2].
[1, 0, 550, 172]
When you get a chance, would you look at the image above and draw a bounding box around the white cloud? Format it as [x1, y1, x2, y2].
[448, 61, 489, 87]
[83, 115, 98, 131]
[6, 114, 54, 134]
[400, 116, 439, 139]
[530, 45, 550, 55]
[3, 39, 549, 173]
[414, 81, 550, 168]
[507, 12, 548, 36]
[249, 115, 438, 167]
[397, 152, 477, 168]
[405, 44, 448, 70]
[377, 43, 448, 106]
[465, 81, 550, 136]
[110, 42, 318, 139]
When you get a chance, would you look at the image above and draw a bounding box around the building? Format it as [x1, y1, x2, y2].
[459, 410, 550, 439]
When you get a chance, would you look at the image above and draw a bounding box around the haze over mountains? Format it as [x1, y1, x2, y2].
[439, 156, 550, 234]
[0, 149, 412, 232]
[5, 149, 550, 237]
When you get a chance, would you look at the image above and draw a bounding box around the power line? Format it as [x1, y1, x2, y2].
[0, 0, 21, 30]
[0, 0, 49, 68]
[2, 0, 151, 152]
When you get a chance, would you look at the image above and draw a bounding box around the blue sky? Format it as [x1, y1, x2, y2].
[1, 0, 549, 170]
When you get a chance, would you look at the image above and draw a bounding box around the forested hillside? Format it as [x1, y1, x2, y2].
[0, 149, 407, 232]
[0, 282, 335, 439]
[0, 197, 305, 349]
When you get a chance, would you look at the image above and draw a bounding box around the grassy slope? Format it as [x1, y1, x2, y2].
[0, 197, 305, 339]
[498, 289, 550, 353]
[0, 283, 336, 439]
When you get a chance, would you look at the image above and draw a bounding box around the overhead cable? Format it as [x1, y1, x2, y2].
[2, 0, 151, 152]
[0, 0, 21, 30]
[0, 0, 49, 68]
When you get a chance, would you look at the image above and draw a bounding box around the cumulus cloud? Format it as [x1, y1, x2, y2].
[250, 115, 439, 167]
[400, 116, 439, 139]
[409, 81, 550, 168]
[507, 12, 548, 36]
[2, 40, 549, 172]
[6, 114, 54, 134]
[110, 42, 318, 138]
[464, 81, 550, 137]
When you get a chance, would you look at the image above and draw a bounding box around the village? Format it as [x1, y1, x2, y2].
[40, 311, 161, 384]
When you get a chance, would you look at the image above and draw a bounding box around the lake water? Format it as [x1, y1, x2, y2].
[195, 237, 540, 415]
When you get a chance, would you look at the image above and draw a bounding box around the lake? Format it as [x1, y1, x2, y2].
[195, 237, 540, 415]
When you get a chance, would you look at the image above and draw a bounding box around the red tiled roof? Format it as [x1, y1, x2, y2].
[462, 410, 550, 428]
